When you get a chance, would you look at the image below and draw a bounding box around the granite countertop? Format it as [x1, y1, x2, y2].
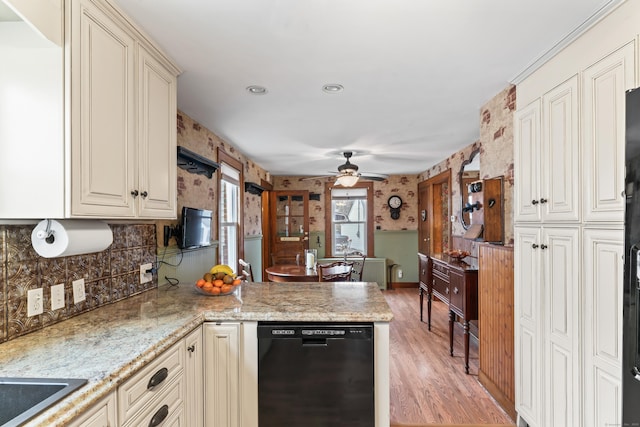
[0, 281, 392, 426]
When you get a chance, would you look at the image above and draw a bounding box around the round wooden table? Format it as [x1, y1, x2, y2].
[265, 264, 318, 282]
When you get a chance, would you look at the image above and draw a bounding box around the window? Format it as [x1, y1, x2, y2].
[325, 183, 374, 257]
[218, 152, 243, 270]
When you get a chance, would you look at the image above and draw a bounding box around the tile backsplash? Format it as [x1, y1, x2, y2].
[0, 223, 157, 343]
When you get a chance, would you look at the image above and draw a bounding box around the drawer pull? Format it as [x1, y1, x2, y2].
[148, 404, 169, 427]
[445, 287, 449, 294]
[147, 367, 168, 390]
[187, 344, 195, 353]
[453, 287, 459, 294]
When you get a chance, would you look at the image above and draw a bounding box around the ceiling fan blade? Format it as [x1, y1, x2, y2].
[360, 172, 389, 181]
[300, 175, 334, 181]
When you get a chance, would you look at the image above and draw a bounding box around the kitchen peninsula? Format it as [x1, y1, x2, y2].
[0, 282, 392, 427]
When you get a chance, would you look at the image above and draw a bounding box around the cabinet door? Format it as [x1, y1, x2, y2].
[204, 323, 240, 427]
[514, 100, 541, 222]
[582, 228, 623, 427]
[137, 45, 177, 218]
[70, 0, 136, 217]
[68, 392, 117, 427]
[542, 75, 580, 222]
[185, 326, 204, 427]
[514, 226, 543, 427]
[582, 42, 635, 222]
[543, 226, 580, 427]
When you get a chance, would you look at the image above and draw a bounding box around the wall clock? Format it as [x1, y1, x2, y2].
[388, 195, 402, 220]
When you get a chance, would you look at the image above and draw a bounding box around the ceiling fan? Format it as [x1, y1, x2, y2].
[303, 152, 389, 187]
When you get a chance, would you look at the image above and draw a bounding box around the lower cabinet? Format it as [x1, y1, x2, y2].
[68, 392, 117, 427]
[185, 326, 204, 427]
[203, 321, 259, 427]
[204, 322, 240, 427]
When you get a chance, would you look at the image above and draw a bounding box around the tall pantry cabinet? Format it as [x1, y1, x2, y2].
[513, 7, 636, 426]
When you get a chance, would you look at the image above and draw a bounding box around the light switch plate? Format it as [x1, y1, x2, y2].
[51, 283, 65, 310]
[72, 278, 86, 304]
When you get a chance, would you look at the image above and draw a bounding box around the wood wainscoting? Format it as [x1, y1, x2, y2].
[478, 243, 515, 419]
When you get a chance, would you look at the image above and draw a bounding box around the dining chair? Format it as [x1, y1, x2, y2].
[344, 251, 366, 281]
[317, 261, 354, 282]
[238, 258, 253, 282]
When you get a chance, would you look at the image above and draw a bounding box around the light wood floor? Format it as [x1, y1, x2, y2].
[383, 288, 515, 427]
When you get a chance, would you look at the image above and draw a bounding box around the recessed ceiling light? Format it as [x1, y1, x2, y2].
[322, 84, 344, 93]
[246, 85, 267, 95]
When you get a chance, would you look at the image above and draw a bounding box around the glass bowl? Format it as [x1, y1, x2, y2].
[194, 281, 241, 296]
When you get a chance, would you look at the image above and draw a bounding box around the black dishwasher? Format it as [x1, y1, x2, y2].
[258, 322, 375, 427]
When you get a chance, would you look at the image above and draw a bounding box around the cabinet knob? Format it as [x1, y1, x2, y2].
[453, 287, 459, 294]
[187, 345, 195, 353]
[541, 244, 548, 250]
[141, 191, 148, 198]
[540, 198, 548, 204]
[131, 190, 139, 198]
[532, 244, 539, 249]
[531, 199, 539, 205]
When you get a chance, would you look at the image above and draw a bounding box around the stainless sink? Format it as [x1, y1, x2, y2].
[0, 377, 87, 427]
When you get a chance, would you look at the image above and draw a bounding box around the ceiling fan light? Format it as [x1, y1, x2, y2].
[336, 174, 359, 187]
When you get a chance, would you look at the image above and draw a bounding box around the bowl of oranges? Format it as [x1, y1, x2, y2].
[195, 264, 243, 296]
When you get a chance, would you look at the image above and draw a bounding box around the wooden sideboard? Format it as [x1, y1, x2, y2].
[419, 252, 479, 374]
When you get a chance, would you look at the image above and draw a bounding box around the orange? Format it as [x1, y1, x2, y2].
[202, 282, 213, 291]
[209, 287, 221, 295]
[213, 279, 224, 288]
[221, 284, 233, 294]
[232, 278, 242, 286]
[196, 279, 206, 288]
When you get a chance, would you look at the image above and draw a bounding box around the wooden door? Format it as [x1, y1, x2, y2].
[269, 190, 309, 265]
[418, 180, 431, 255]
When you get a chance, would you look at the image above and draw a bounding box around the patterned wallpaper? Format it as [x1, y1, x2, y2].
[272, 175, 419, 232]
[156, 110, 269, 246]
[418, 85, 515, 245]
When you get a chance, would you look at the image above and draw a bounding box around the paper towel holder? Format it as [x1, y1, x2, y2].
[35, 219, 56, 243]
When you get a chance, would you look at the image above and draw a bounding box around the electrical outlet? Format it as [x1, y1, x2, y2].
[72, 278, 86, 304]
[27, 288, 43, 317]
[398, 269, 403, 279]
[51, 283, 65, 311]
[140, 263, 153, 284]
[450, 215, 456, 222]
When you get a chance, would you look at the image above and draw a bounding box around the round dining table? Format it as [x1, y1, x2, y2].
[265, 264, 319, 282]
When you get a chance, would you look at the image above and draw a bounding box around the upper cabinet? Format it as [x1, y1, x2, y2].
[514, 75, 580, 223]
[0, 0, 180, 219]
[581, 42, 635, 223]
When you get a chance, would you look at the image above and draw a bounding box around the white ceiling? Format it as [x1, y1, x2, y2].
[113, 0, 616, 177]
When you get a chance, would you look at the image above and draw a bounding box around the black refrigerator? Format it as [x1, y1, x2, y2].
[623, 86, 640, 423]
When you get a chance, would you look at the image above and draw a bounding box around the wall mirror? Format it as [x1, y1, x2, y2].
[459, 150, 480, 230]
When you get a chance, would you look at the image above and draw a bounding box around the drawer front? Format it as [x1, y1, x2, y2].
[119, 340, 185, 424]
[122, 375, 185, 427]
[432, 261, 449, 280]
[449, 276, 464, 316]
[432, 275, 450, 304]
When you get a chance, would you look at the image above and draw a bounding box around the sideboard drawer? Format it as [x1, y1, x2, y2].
[432, 261, 450, 280]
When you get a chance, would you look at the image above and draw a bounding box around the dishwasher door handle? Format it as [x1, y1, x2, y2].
[302, 338, 328, 347]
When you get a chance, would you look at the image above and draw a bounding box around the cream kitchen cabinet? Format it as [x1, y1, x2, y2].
[68, 392, 117, 427]
[69, 0, 177, 218]
[581, 42, 635, 223]
[0, 0, 179, 220]
[204, 321, 259, 427]
[582, 227, 623, 427]
[185, 325, 204, 427]
[514, 75, 580, 223]
[514, 225, 580, 427]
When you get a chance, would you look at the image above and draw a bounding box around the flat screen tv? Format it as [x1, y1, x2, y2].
[179, 206, 213, 249]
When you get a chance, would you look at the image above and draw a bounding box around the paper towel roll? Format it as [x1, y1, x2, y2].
[31, 219, 113, 258]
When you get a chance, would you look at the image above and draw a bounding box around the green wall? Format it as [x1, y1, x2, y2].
[243, 234, 263, 281]
[373, 230, 419, 283]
